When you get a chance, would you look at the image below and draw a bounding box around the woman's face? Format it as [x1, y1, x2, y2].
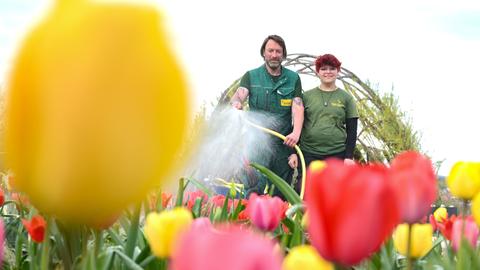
[317, 65, 338, 84]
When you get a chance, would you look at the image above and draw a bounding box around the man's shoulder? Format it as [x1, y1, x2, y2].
[282, 66, 300, 77]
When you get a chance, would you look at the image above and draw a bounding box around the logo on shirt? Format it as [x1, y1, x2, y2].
[280, 99, 292, 106]
[331, 100, 345, 108]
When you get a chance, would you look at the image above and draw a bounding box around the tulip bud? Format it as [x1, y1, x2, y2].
[447, 162, 480, 200]
[5, 0, 189, 225]
[144, 207, 193, 258]
[393, 223, 433, 258]
[433, 206, 448, 222]
[283, 245, 334, 270]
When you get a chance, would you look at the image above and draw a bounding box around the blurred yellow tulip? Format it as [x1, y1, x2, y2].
[393, 223, 433, 259]
[446, 162, 480, 200]
[433, 206, 447, 222]
[309, 160, 327, 173]
[283, 245, 334, 270]
[4, 0, 189, 225]
[471, 193, 480, 226]
[144, 207, 193, 258]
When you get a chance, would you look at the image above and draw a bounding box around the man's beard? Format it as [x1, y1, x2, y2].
[266, 60, 281, 70]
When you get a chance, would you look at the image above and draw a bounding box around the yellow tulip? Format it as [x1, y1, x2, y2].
[471, 193, 480, 226]
[283, 245, 334, 270]
[446, 162, 480, 200]
[5, 0, 189, 225]
[393, 223, 433, 258]
[144, 207, 193, 258]
[309, 160, 327, 173]
[433, 206, 448, 222]
[301, 211, 309, 229]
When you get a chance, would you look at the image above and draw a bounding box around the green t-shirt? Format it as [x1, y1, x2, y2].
[299, 87, 358, 155]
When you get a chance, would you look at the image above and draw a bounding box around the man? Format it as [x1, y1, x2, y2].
[231, 35, 304, 197]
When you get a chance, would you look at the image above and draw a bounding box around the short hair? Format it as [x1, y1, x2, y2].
[315, 54, 342, 73]
[260, 35, 287, 58]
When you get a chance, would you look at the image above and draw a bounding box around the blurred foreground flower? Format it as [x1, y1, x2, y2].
[22, 215, 47, 243]
[4, 0, 190, 225]
[393, 223, 433, 258]
[246, 193, 286, 231]
[283, 245, 334, 270]
[447, 162, 480, 200]
[389, 151, 437, 224]
[305, 160, 399, 266]
[144, 207, 192, 258]
[171, 224, 282, 270]
[451, 216, 479, 251]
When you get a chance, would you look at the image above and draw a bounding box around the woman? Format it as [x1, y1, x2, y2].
[290, 54, 358, 185]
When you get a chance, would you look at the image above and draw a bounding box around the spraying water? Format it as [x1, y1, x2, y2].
[183, 106, 283, 195]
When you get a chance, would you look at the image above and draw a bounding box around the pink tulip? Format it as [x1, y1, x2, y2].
[245, 193, 286, 231]
[389, 151, 437, 224]
[306, 159, 400, 266]
[190, 217, 213, 232]
[171, 224, 282, 270]
[452, 216, 479, 251]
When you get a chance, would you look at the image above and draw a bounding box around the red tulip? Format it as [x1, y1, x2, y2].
[0, 189, 4, 206]
[437, 215, 457, 241]
[245, 193, 286, 231]
[22, 215, 47, 243]
[171, 224, 282, 270]
[305, 159, 400, 266]
[389, 151, 437, 224]
[184, 190, 208, 210]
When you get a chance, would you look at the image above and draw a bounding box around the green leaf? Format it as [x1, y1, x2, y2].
[218, 193, 230, 222]
[185, 177, 213, 197]
[191, 197, 204, 218]
[175, 178, 187, 207]
[113, 250, 144, 270]
[250, 162, 302, 205]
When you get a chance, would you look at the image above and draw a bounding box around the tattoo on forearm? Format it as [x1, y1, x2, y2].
[293, 97, 303, 106]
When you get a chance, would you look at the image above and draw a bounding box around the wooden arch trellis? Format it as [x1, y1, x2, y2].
[217, 53, 422, 163]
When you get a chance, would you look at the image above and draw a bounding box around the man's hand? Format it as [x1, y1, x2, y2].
[231, 100, 243, 110]
[230, 87, 249, 110]
[288, 154, 298, 168]
[284, 131, 300, 147]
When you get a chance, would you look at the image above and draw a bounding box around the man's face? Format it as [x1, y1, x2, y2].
[263, 39, 283, 70]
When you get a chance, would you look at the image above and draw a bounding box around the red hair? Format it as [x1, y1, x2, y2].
[315, 54, 342, 73]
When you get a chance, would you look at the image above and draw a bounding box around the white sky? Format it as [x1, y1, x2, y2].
[1, 0, 479, 175]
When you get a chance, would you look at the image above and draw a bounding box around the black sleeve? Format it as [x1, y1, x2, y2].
[345, 117, 358, 159]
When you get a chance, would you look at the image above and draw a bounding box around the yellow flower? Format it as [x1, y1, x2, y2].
[309, 160, 327, 173]
[301, 211, 309, 229]
[446, 162, 480, 200]
[144, 207, 193, 258]
[283, 245, 334, 270]
[393, 223, 433, 258]
[433, 206, 447, 222]
[471, 193, 480, 226]
[5, 0, 189, 225]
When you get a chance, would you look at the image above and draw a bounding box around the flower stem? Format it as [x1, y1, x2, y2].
[406, 223, 413, 270]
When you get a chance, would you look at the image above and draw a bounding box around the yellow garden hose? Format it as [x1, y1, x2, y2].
[242, 117, 307, 200]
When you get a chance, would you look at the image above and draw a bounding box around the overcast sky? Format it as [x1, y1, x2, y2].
[1, 0, 479, 175]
